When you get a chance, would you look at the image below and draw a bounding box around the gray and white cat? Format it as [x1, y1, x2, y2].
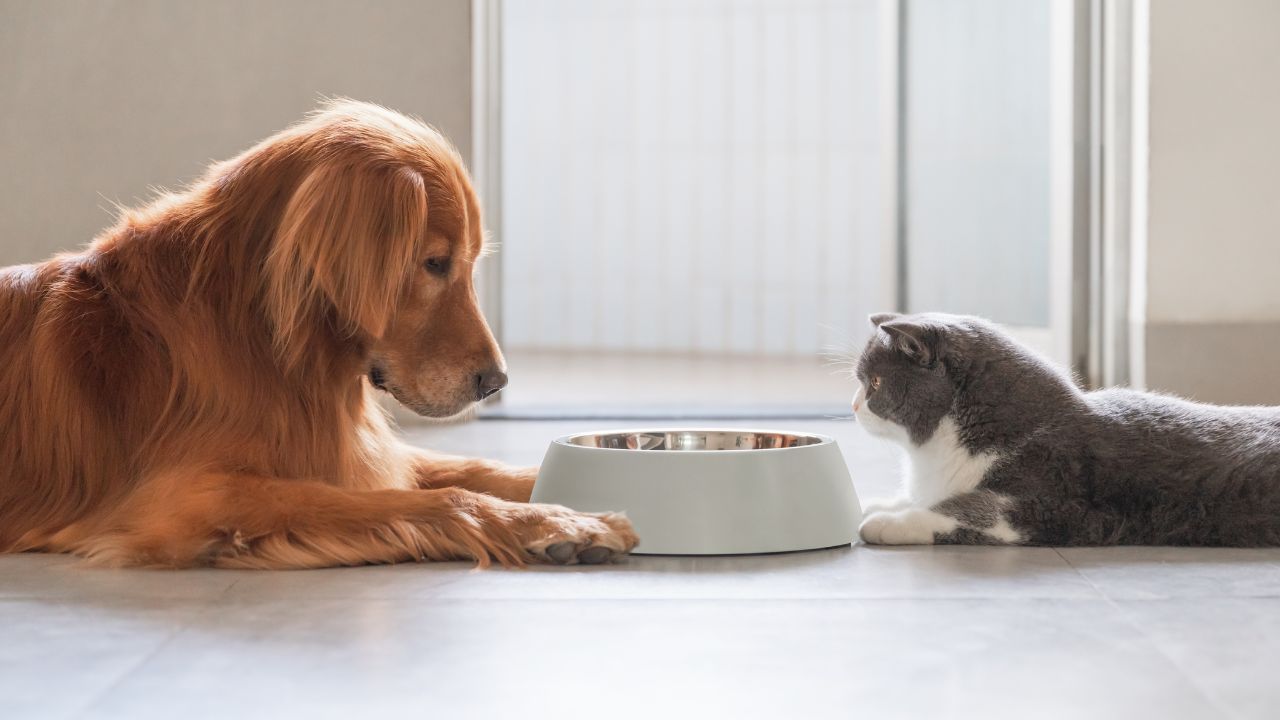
[852, 312, 1280, 546]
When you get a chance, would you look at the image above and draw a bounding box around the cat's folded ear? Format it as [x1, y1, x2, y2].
[868, 312, 901, 328]
[880, 319, 945, 366]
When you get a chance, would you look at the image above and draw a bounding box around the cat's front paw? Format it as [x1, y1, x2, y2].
[861, 496, 912, 516]
[859, 509, 956, 545]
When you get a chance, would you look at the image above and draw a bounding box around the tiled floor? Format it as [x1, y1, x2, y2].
[4, 419, 1280, 719]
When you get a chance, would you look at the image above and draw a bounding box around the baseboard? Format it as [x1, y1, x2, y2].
[1142, 320, 1280, 405]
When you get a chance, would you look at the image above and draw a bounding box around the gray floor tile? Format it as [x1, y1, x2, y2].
[79, 598, 1221, 720]
[1116, 598, 1280, 720]
[0, 598, 208, 720]
[404, 545, 1099, 601]
[218, 562, 472, 600]
[1057, 546, 1280, 599]
[0, 554, 237, 601]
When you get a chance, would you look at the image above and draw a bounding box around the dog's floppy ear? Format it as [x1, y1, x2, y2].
[266, 162, 426, 366]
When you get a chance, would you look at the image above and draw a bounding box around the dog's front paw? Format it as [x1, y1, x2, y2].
[859, 509, 954, 545]
[521, 505, 639, 565]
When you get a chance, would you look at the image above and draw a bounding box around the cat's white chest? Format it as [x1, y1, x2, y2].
[902, 417, 999, 506]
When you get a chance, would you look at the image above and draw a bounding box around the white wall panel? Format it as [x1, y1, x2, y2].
[502, 0, 890, 356]
[902, 0, 1053, 327]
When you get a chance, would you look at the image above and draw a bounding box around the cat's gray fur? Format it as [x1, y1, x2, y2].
[855, 312, 1280, 546]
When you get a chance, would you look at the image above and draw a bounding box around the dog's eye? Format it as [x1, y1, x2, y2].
[424, 256, 451, 277]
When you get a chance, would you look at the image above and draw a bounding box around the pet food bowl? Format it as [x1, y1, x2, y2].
[531, 429, 863, 555]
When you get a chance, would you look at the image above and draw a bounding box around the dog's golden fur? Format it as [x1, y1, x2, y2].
[0, 100, 636, 568]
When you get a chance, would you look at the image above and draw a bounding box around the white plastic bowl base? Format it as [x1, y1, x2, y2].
[531, 429, 863, 555]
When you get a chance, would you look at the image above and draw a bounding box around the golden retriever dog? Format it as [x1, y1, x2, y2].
[0, 100, 637, 568]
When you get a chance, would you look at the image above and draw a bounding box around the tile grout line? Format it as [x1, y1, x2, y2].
[66, 575, 242, 719]
[1051, 547, 1107, 601]
[67, 624, 187, 720]
[1101, 602, 1244, 720]
[1052, 547, 1242, 720]
[220, 577, 241, 597]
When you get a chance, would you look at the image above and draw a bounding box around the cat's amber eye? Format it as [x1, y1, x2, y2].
[870, 376, 882, 392]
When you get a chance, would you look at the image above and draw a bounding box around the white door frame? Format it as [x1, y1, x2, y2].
[472, 0, 504, 346]
[1069, 0, 1145, 389]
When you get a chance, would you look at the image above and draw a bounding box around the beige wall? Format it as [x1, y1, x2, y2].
[1143, 0, 1280, 402]
[0, 0, 472, 266]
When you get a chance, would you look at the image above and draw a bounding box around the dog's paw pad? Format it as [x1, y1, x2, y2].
[545, 541, 578, 564]
[577, 546, 613, 565]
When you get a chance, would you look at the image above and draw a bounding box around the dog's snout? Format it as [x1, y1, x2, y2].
[474, 368, 508, 400]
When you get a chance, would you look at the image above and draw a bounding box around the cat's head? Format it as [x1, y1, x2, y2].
[852, 312, 1035, 447]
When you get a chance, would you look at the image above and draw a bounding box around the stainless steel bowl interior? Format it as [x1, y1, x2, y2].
[562, 430, 827, 451]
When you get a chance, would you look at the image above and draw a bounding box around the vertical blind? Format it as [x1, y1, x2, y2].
[501, 0, 891, 357]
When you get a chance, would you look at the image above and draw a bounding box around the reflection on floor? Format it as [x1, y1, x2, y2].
[3, 419, 1279, 719]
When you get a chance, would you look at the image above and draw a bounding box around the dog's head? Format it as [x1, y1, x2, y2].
[259, 100, 504, 418]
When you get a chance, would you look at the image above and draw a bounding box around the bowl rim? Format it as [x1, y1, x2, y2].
[552, 427, 836, 454]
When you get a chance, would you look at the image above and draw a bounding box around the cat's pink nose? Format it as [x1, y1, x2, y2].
[852, 399, 860, 413]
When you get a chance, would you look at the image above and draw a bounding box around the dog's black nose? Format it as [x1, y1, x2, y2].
[474, 368, 508, 400]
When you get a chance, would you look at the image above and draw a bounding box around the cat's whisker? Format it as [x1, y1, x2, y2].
[816, 322, 858, 344]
